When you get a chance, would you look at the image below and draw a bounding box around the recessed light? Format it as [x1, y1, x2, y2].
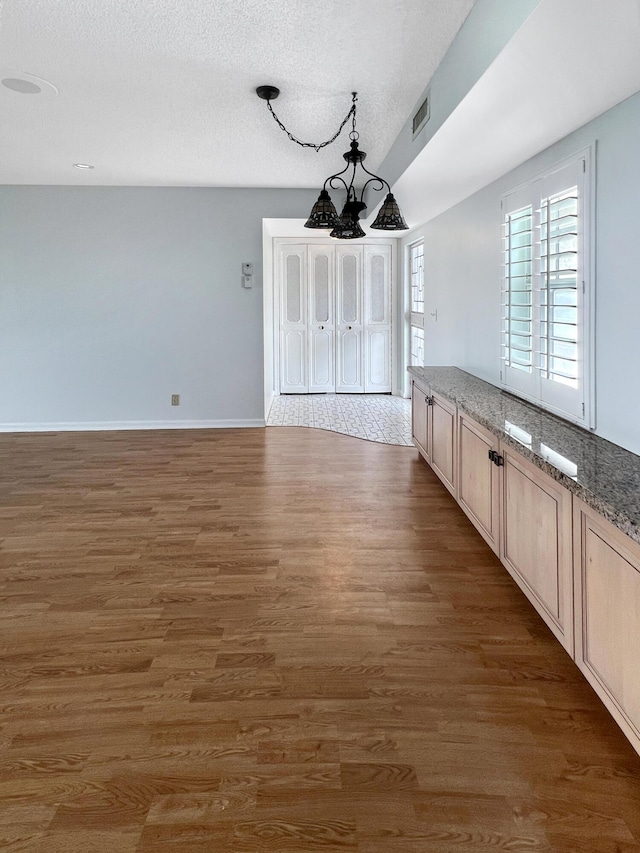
[2, 77, 42, 94]
[0, 70, 58, 97]
[73, 163, 95, 169]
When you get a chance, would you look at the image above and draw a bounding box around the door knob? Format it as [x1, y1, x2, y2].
[319, 325, 325, 330]
[348, 325, 352, 330]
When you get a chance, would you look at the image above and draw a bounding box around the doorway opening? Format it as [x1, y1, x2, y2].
[262, 221, 402, 423]
[277, 239, 393, 395]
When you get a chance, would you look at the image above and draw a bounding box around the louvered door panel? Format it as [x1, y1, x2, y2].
[364, 245, 391, 392]
[336, 246, 364, 393]
[308, 245, 335, 392]
[279, 245, 308, 393]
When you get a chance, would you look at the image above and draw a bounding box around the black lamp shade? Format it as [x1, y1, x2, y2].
[330, 201, 366, 240]
[370, 192, 408, 230]
[304, 190, 340, 229]
[330, 217, 366, 240]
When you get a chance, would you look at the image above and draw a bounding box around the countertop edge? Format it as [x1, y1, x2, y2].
[408, 366, 640, 546]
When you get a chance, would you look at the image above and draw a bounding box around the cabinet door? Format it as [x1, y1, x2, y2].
[430, 391, 457, 497]
[363, 245, 391, 392]
[457, 412, 500, 555]
[308, 245, 335, 393]
[279, 245, 308, 393]
[411, 380, 430, 462]
[336, 246, 364, 392]
[574, 498, 640, 754]
[501, 447, 573, 654]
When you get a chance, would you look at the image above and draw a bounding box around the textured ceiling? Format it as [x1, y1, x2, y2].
[0, 0, 475, 186]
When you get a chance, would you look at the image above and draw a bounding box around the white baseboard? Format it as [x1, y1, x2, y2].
[0, 419, 266, 433]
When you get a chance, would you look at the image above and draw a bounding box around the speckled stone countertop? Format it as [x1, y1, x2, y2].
[409, 366, 640, 546]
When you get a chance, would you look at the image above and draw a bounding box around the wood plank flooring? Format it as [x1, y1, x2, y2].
[1, 426, 640, 852]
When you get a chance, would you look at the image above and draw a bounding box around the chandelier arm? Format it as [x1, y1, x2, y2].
[324, 159, 352, 193]
[359, 177, 388, 203]
[326, 176, 350, 194]
[358, 163, 391, 196]
[266, 98, 356, 153]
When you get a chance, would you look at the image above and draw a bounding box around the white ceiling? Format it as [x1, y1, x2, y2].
[0, 0, 475, 186]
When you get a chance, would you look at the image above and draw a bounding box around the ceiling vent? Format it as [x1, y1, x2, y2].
[412, 93, 430, 138]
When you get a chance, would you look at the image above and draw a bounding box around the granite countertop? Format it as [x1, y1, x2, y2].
[409, 366, 640, 546]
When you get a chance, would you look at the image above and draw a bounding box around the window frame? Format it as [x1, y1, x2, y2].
[500, 147, 595, 429]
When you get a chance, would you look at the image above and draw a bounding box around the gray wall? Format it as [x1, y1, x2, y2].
[0, 186, 316, 428]
[379, 0, 541, 188]
[401, 90, 640, 455]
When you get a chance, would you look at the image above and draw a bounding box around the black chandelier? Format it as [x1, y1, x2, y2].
[256, 87, 408, 240]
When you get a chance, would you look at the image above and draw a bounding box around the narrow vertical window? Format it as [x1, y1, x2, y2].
[409, 241, 424, 366]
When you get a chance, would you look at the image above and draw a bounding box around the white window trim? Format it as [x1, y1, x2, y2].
[500, 145, 596, 429]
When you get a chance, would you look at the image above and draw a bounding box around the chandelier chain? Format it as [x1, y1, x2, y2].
[266, 93, 357, 153]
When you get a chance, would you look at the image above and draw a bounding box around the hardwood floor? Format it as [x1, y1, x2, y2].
[1, 426, 640, 852]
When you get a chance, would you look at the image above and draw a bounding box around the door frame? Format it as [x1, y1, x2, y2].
[263, 225, 399, 419]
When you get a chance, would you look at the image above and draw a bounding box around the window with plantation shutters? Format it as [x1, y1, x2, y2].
[501, 152, 593, 426]
[409, 241, 424, 366]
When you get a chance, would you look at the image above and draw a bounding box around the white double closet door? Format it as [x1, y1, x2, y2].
[279, 242, 392, 393]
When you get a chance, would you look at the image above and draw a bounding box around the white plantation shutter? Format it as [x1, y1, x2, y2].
[501, 154, 591, 425]
[503, 200, 534, 395]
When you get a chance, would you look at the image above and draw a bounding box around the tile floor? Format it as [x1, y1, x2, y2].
[267, 393, 413, 446]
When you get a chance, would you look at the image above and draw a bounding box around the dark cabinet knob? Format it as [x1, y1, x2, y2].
[488, 449, 504, 466]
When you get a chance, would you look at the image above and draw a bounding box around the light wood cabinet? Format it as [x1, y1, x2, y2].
[411, 391, 572, 653]
[430, 392, 457, 498]
[410, 382, 457, 496]
[455, 409, 573, 650]
[573, 498, 640, 755]
[409, 375, 640, 756]
[455, 411, 573, 649]
[457, 412, 501, 556]
[500, 446, 574, 655]
[411, 380, 430, 463]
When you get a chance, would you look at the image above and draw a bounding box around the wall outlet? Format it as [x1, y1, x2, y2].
[171, 394, 180, 406]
